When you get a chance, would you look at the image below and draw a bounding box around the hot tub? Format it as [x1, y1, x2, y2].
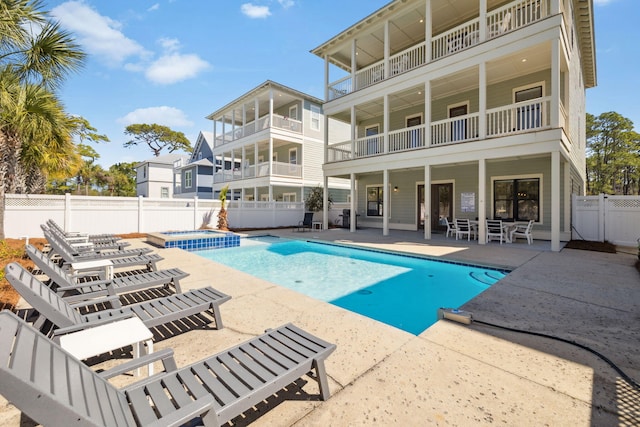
[147, 230, 240, 251]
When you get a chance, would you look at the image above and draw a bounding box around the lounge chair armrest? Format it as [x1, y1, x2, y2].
[52, 313, 135, 337]
[99, 348, 177, 379]
[68, 294, 120, 309]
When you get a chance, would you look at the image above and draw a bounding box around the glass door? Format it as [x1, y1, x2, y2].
[430, 183, 453, 231]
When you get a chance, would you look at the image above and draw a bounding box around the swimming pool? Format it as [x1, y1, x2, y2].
[195, 237, 508, 335]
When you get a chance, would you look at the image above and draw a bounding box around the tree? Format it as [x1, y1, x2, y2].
[124, 123, 192, 157]
[586, 112, 640, 195]
[304, 186, 333, 212]
[0, 0, 85, 238]
[107, 162, 136, 196]
[217, 185, 229, 231]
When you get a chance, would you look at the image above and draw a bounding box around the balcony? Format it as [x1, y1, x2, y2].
[327, 98, 551, 162]
[327, 0, 549, 100]
[214, 113, 302, 147]
[213, 161, 303, 183]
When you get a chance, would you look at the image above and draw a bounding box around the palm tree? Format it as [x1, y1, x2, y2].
[0, 0, 86, 238]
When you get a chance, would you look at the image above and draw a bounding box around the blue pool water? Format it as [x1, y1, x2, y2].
[196, 238, 508, 335]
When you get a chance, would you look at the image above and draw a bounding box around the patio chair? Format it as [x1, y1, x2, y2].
[47, 218, 126, 246]
[5, 262, 230, 338]
[0, 310, 336, 427]
[510, 220, 534, 245]
[444, 217, 456, 238]
[297, 212, 314, 232]
[26, 244, 188, 303]
[485, 219, 505, 244]
[455, 218, 476, 241]
[43, 224, 144, 257]
[43, 226, 162, 271]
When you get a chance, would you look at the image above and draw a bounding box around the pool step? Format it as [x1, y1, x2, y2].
[469, 271, 506, 285]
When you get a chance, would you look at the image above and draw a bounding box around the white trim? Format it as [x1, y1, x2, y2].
[289, 105, 298, 121]
[491, 173, 543, 224]
[288, 147, 298, 165]
[365, 183, 390, 218]
[282, 192, 297, 202]
[447, 101, 470, 117]
[184, 170, 193, 189]
[260, 193, 270, 201]
[405, 113, 423, 126]
[364, 123, 380, 135]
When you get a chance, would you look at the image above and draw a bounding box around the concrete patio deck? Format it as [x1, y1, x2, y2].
[1, 228, 638, 426]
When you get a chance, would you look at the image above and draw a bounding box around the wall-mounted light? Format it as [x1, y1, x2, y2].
[393, 186, 399, 192]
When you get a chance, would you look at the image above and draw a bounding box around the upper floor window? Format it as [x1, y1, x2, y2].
[289, 148, 298, 165]
[310, 104, 321, 130]
[160, 187, 169, 198]
[184, 170, 193, 188]
[143, 165, 147, 178]
[289, 105, 298, 121]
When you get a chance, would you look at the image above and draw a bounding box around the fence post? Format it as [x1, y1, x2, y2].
[138, 196, 144, 233]
[64, 193, 71, 231]
[598, 193, 605, 242]
[193, 196, 198, 230]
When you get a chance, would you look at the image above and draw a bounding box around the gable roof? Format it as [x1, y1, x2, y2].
[190, 131, 214, 162]
[135, 153, 188, 168]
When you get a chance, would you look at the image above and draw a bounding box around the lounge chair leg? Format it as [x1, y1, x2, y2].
[200, 409, 220, 427]
[211, 305, 224, 329]
[313, 359, 331, 401]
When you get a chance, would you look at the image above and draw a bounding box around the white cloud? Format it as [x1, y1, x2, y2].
[117, 106, 193, 127]
[148, 3, 160, 11]
[241, 3, 271, 18]
[51, 1, 148, 65]
[278, 0, 295, 9]
[145, 52, 210, 85]
[158, 37, 181, 53]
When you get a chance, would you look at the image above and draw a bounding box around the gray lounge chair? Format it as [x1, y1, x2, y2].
[46, 219, 131, 250]
[26, 244, 188, 303]
[43, 224, 148, 258]
[0, 310, 336, 427]
[47, 218, 121, 243]
[43, 226, 162, 271]
[5, 262, 230, 338]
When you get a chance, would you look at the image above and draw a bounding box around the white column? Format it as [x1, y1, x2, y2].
[254, 98, 259, 133]
[384, 20, 390, 79]
[479, 0, 487, 41]
[425, 0, 432, 62]
[350, 173, 356, 232]
[213, 120, 217, 147]
[383, 94, 389, 153]
[383, 169, 389, 236]
[241, 146, 246, 178]
[424, 164, 431, 239]
[323, 175, 329, 230]
[324, 55, 330, 100]
[551, 151, 561, 251]
[231, 108, 236, 140]
[551, 39, 560, 128]
[350, 105, 356, 157]
[478, 158, 486, 245]
[242, 105, 246, 137]
[268, 137, 273, 178]
[351, 39, 357, 86]
[424, 80, 431, 147]
[269, 88, 274, 127]
[479, 62, 487, 139]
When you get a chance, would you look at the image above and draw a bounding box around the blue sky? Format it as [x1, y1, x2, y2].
[43, 0, 638, 167]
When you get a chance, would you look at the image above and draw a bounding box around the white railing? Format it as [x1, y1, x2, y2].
[486, 97, 550, 137]
[328, 140, 353, 162]
[214, 114, 303, 147]
[432, 18, 481, 60]
[272, 161, 302, 178]
[431, 114, 480, 146]
[355, 135, 384, 157]
[326, 0, 551, 98]
[388, 125, 426, 152]
[272, 115, 302, 133]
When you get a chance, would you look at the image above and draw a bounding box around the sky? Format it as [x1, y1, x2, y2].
[41, 0, 639, 168]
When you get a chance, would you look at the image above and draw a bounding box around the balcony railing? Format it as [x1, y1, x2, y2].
[214, 114, 303, 147]
[327, 99, 551, 162]
[327, 0, 550, 100]
[212, 161, 302, 183]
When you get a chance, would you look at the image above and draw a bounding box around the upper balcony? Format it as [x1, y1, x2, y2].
[214, 113, 302, 147]
[315, 0, 557, 101]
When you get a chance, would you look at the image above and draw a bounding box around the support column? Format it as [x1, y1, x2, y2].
[551, 151, 561, 251]
[479, 0, 487, 41]
[323, 175, 329, 230]
[383, 94, 389, 153]
[384, 20, 390, 79]
[324, 55, 329, 100]
[350, 105, 356, 158]
[564, 161, 570, 234]
[425, 0, 432, 62]
[424, 80, 431, 147]
[254, 99, 259, 133]
[551, 39, 561, 128]
[424, 165, 431, 239]
[479, 62, 487, 139]
[478, 158, 486, 245]
[350, 173, 356, 232]
[383, 169, 389, 236]
[351, 39, 357, 88]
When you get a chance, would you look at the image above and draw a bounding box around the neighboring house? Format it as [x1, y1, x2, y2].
[173, 131, 215, 199]
[206, 80, 350, 203]
[311, 0, 596, 251]
[135, 153, 189, 198]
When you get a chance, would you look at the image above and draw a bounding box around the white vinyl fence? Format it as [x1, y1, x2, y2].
[4, 194, 348, 239]
[571, 194, 640, 247]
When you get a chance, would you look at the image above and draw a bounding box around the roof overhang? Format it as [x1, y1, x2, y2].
[574, 0, 596, 88]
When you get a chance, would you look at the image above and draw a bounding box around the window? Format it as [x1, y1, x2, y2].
[143, 166, 147, 179]
[289, 148, 297, 165]
[282, 192, 296, 202]
[367, 186, 384, 217]
[289, 105, 298, 121]
[493, 178, 540, 221]
[514, 83, 543, 130]
[310, 104, 321, 130]
[160, 187, 169, 198]
[184, 170, 192, 188]
[365, 125, 380, 155]
[406, 114, 423, 147]
[448, 102, 469, 142]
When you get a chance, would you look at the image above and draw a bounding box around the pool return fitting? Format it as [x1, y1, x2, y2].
[437, 307, 640, 391]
